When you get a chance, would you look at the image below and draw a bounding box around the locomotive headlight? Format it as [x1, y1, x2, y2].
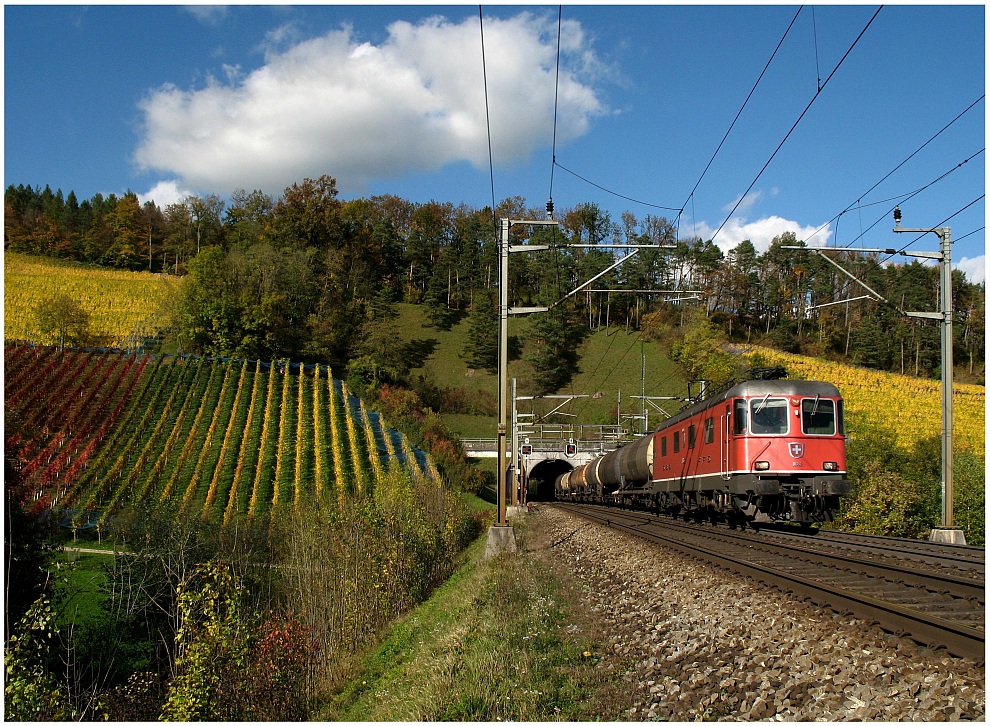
[754, 461, 770, 471]
[823, 461, 839, 471]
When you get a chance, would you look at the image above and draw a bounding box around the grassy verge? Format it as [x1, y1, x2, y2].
[55, 549, 110, 630]
[321, 510, 626, 721]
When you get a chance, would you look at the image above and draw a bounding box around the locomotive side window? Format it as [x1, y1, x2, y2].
[733, 399, 747, 434]
[802, 398, 837, 435]
[688, 424, 696, 449]
[673, 431, 681, 453]
[704, 417, 715, 444]
[750, 397, 788, 434]
[660, 436, 667, 456]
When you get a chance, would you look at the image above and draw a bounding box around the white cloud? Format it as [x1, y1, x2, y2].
[184, 6, 229, 26]
[689, 215, 831, 255]
[138, 179, 195, 209]
[955, 255, 985, 285]
[134, 13, 605, 196]
[722, 190, 762, 215]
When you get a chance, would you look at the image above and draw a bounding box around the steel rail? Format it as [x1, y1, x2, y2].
[789, 528, 985, 572]
[553, 503, 985, 660]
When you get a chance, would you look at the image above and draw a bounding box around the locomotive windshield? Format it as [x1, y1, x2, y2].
[750, 397, 788, 434]
[801, 398, 839, 435]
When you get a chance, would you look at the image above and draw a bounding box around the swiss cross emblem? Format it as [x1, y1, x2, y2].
[789, 443, 804, 458]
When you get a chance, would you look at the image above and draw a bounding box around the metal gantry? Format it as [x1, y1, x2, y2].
[785, 206, 964, 544]
[486, 216, 679, 555]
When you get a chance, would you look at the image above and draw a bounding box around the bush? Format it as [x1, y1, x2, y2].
[837, 424, 984, 542]
[159, 562, 315, 721]
[833, 461, 930, 538]
[953, 450, 985, 545]
[4, 593, 74, 721]
[272, 475, 482, 694]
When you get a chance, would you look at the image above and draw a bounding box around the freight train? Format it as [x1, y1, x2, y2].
[555, 370, 851, 528]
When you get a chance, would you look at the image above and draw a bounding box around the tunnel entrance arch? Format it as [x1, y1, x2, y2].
[527, 458, 573, 502]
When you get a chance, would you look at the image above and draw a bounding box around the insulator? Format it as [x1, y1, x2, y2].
[546, 198, 554, 220]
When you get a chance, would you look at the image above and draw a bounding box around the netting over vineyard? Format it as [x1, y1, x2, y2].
[4, 344, 435, 528]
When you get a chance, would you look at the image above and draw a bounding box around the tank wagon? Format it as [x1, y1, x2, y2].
[556, 375, 851, 527]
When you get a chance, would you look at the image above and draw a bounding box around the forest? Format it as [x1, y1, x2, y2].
[5, 176, 985, 392]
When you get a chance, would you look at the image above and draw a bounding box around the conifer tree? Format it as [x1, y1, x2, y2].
[465, 290, 497, 373]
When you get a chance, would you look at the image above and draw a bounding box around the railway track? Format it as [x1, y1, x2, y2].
[552, 502, 985, 660]
[757, 525, 985, 579]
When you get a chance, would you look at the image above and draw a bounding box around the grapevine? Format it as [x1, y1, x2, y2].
[202, 359, 251, 521]
[311, 365, 328, 502]
[224, 360, 264, 527]
[159, 359, 219, 502]
[340, 381, 369, 496]
[249, 361, 281, 519]
[327, 375, 349, 505]
[292, 368, 314, 512]
[5, 347, 446, 531]
[180, 360, 236, 514]
[271, 362, 295, 511]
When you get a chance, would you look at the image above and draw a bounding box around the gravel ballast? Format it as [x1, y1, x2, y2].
[537, 505, 985, 721]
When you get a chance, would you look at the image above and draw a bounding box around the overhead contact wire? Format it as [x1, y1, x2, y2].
[819, 94, 986, 246]
[709, 6, 883, 245]
[479, 6, 497, 233]
[805, 147, 984, 250]
[679, 6, 804, 222]
[553, 161, 681, 211]
[549, 5, 562, 206]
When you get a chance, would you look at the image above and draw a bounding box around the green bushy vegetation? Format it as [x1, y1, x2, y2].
[4, 473, 486, 720]
[833, 419, 984, 544]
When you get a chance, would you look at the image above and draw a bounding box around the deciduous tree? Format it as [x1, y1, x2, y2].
[34, 294, 91, 350]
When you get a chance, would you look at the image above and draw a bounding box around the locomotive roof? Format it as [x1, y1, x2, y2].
[725, 379, 841, 399]
[655, 379, 841, 432]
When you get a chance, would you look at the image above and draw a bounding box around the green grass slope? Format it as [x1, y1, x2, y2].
[395, 303, 688, 439]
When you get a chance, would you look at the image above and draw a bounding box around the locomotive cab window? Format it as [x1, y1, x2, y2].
[660, 436, 667, 456]
[704, 417, 715, 444]
[673, 431, 681, 453]
[750, 397, 788, 435]
[688, 424, 697, 449]
[802, 397, 837, 435]
[733, 399, 747, 434]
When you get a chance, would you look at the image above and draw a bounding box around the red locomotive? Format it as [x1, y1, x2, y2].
[556, 370, 851, 528]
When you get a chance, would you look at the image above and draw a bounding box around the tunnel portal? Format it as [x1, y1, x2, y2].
[527, 458, 573, 502]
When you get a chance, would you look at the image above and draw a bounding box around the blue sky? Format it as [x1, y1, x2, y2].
[4, 4, 985, 282]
